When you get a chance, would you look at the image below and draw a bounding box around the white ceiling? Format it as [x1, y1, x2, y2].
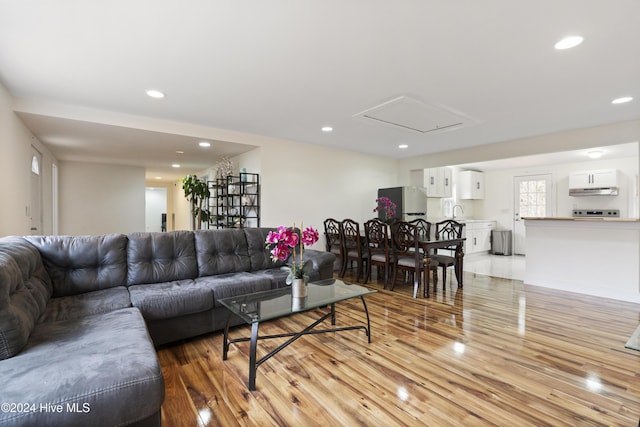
[0, 1, 638, 181]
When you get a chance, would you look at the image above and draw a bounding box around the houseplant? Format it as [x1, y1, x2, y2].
[181, 175, 212, 230]
[265, 224, 320, 296]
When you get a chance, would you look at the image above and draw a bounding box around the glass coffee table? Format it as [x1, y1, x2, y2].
[219, 278, 376, 391]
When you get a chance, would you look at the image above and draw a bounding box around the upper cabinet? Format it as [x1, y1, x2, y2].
[459, 170, 484, 199]
[568, 169, 619, 189]
[410, 167, 452, 198]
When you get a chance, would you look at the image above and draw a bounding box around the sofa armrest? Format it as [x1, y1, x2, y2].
[301, 249, 336, 281]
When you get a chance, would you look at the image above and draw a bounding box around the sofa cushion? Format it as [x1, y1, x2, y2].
[0, 308, 164, 426]
[249, 268, 290, 289]
[194, 229, 251, 276]
[194, 272, 272, 308]
[0, 237, 52, 360]
[129, 279, 213, 320]
[39, 287, 132, 323]
[127, 231, 198, 285]
[26, 234, 128, 297]
[244, 227, 287, 271]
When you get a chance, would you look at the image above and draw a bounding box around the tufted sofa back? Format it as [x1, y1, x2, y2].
[25, 234, 128, 297]
[243, 228, 287, 271]
[127, 231, 198, 285]
[0, 237, 53, 359]
[194, 229, 251, 276]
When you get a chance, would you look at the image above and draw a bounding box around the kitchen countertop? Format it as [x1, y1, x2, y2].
[523, 217, 640, 222]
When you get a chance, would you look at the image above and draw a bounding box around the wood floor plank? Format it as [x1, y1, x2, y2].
[157, 270, 640, 426]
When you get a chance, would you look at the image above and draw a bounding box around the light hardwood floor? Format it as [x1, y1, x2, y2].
[157, 269, 640, 426]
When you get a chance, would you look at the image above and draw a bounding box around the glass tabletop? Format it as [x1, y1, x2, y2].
[625, 324, 640, 351]
[218, 278, 376, 324]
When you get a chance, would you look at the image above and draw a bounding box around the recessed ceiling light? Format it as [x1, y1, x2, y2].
[611, 96, 633, 104]
[587, 150, 603, 159]
[146, 89, 165, 99]
[554, 36, 584, 50]
[171, 164, 181, 168]
[398, 144, 409, 149]
[321, 126, 333, 132]
[198, 141, 211, 147]
[175, 150, 184, 154]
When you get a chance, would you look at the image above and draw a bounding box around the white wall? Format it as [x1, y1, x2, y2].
[195, 141, 398, 246]
[257, 139, 397, 247]
[59, 161, 145, 235]
[0, 81, 57, 236]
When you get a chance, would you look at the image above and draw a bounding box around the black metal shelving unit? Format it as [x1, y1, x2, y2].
[208, 172, 260, 229]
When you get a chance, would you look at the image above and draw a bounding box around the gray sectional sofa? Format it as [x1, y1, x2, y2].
[0, 228, 335, 427]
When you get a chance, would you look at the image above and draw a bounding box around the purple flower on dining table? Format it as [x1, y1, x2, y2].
[373, 196, 397, 222]
[265, 222, 320, 284]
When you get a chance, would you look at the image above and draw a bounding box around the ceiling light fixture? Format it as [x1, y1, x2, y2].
[398, 144, 409, 149]
[175, 150, 184, 154]
[171, 164, 181, 168]
[146, 89, 165, 99]
[611, 96, 633, 104]
[198, 141, 211, 147]
[554, 36, 584, 50]
[587, 150, 603, 159]
[321, 126, 333, 132]
[155, 176, 162, 180]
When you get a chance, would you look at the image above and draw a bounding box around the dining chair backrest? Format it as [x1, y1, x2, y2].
[364, 219, 390, 255]
[342, 219, 362, 252]
[435, 219, 464, 240]
[323, 218, 344, 254]
[391, 221, 419, 256]
[410, 218, 432, 240]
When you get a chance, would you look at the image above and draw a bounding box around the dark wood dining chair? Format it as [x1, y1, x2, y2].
[340, 219, 367, 282]
[431, 219, 465, 289]
[363, 219, 393, 288]
[390, 221, 438, 298]
[323, 218, 344, 272]
[410, 218, 432, 240]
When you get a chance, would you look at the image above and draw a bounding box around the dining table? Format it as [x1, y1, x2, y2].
[417, 237, 466, 294]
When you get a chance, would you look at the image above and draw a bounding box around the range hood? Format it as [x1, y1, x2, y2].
[569, 187, 619, 197]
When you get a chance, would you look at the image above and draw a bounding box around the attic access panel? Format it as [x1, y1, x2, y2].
[355, 96, 477, 134]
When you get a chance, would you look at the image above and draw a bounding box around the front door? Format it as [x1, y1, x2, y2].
[513, 174, 553, 255]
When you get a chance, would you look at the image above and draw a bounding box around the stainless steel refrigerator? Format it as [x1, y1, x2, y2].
[377, 186, 427, 221]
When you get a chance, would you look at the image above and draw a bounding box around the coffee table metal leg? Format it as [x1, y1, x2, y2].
[331, 303, 336, 325]
[360, 296, 372, 343]
[223, 312, 232, 360]
[248, 322, 260, 391]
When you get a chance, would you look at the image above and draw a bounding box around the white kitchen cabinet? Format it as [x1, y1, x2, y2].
[464, 220, 496, 254]
[459, 170, 484, 199]
[568, 169, 619, 189]
[409, 167, 452, 197]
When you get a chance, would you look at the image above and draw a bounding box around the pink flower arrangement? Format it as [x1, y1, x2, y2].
[265, 223, 320, 284]
[373, 197, 397, 222]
